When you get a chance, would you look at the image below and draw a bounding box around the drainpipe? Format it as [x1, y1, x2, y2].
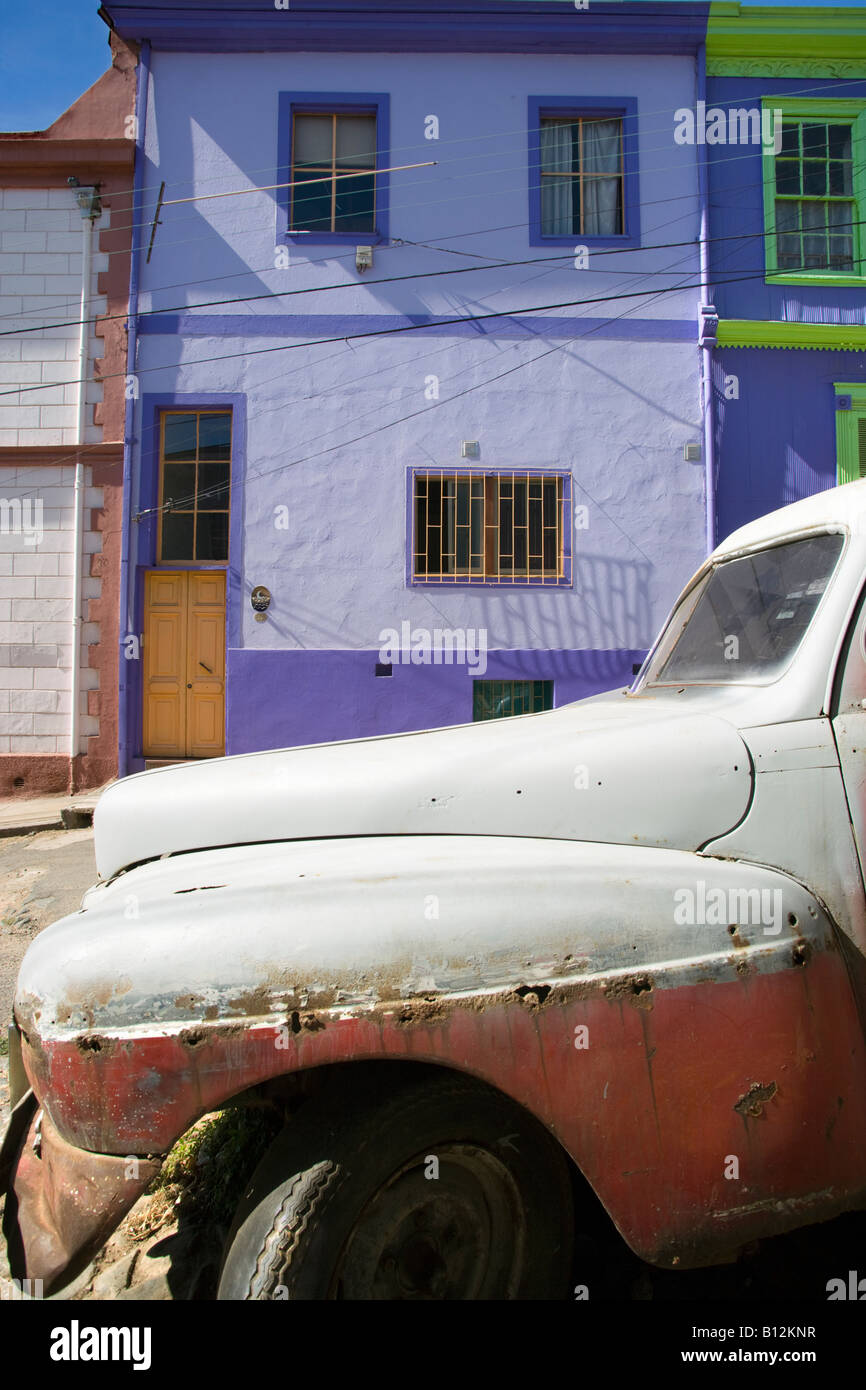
[70, 185, 101, 793]
[118, 40, 150, 780]
[697, 42, 717, 556]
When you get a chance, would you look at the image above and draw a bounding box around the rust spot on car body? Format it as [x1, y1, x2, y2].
[735, 1080, 778, 1118]
[74, 1034, 113, 1057]
[226, 986, 275, 1016]
[289, 1011, 326, 1034]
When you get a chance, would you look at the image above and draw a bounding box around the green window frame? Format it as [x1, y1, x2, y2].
[835, 383, 866, 484]
[472, 680, 554, 722]
[762, 98, 866, 287]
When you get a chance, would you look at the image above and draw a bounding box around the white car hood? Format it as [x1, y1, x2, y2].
[95, 693, 752, 878]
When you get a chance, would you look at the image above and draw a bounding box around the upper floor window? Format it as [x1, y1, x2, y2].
[540, 117, 623, 237]
[292, 111, 377, 234]
[411, 469, 572, 586]
[529, 97, 639, 248]
[763, 100, 865, 284]
[277, 93, 390, 245]
[776, 121, 854, 271]
[159, 411, 231, 563]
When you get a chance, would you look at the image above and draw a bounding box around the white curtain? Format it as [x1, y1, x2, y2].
[540, 121, 574, 236]
[583, 120, 621, 236]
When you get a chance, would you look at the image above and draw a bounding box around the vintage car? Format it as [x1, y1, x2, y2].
[2, 480, 866, 1300]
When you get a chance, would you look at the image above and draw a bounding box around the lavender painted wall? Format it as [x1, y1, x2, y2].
[127, 35, 710, 759]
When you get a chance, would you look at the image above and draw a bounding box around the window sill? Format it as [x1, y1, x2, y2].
[529, 233, 640, 250]
[408, 577, 572, 589]
[284, 231, 387, 247]
[766, 272, 866, 288]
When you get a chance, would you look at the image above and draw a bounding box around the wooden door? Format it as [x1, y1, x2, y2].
[143, 570, 225, 758]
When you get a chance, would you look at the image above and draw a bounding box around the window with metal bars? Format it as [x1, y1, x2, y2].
[158, 410, 231, 563]
[291, 110, 377, 233]
[473, 680, 554, 722]
[412, 470, 571, 585]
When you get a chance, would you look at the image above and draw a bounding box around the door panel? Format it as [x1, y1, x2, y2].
[187, 571, 226, 758]
[143, 574, 187, 758]
[143, 570, 225, 759]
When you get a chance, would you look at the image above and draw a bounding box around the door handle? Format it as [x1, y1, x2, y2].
[199, 661, 213, 674]
[187, 683, 192, 689]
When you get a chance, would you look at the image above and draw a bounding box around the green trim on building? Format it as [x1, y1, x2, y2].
[760, 98, 866, 286]
[834, 384, 866, 484]
[707, 4, 866, 78]
[718, 320, 866, 350]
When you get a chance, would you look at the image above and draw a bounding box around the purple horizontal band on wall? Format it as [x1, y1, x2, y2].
[138, 314, 698, 342]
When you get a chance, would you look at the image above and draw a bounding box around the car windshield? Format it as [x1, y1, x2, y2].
[640, 532, 845, 686]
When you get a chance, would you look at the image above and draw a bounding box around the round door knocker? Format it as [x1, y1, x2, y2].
[251, 585, 271, 623]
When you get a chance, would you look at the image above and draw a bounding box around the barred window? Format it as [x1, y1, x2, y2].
[473, 680, 554, 722]
[413, 471, 570, 584]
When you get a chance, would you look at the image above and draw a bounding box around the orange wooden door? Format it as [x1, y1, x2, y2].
[143, 571, 225, 759]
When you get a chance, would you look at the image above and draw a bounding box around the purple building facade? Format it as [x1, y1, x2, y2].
[101, 1, 717, 770]
[705, 5, 866, 543]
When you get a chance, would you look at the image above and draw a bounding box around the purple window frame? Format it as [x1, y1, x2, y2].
[276, 92, 391, 246]
[528, 95, 640, 249]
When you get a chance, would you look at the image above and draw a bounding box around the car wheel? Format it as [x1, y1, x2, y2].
[217, 1072, 574, 1300]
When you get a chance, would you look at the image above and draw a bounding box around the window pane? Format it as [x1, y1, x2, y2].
[196, 512, 229, 562]
[540, 119, 578, 174]
[334, 173, 375, 232]
[828, 124, 852, 162]
[294, 114, 332, 166]
[779, 123, 799, 157]
[292, 168, 333, 231]
[801, 123, 827, 159]
[583, 120, 620, 175]
[802, 160, 827, 197]
[198, 413, 231, 460]
[161, 511, 195, 561]
[775, 160, 800, 196]
[584, 178, 622, 236]
[162, 462, 196, 507]
[335, 114, 376, 168]
[198, 462, 230, 510]
[541, 176, 576, 236]
[163, 413, 197, 460]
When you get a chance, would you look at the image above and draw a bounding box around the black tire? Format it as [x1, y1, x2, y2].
[217, 1072, 574, 1300]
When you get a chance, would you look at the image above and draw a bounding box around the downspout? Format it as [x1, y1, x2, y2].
[71, 187, 100, 793]
[118, 40, 150, 780]
[697, 41, 717, 556]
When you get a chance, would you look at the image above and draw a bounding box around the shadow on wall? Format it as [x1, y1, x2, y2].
[239, 552, 655, 655]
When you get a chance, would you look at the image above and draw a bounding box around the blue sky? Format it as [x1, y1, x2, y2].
[0, 0, 851, 132]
